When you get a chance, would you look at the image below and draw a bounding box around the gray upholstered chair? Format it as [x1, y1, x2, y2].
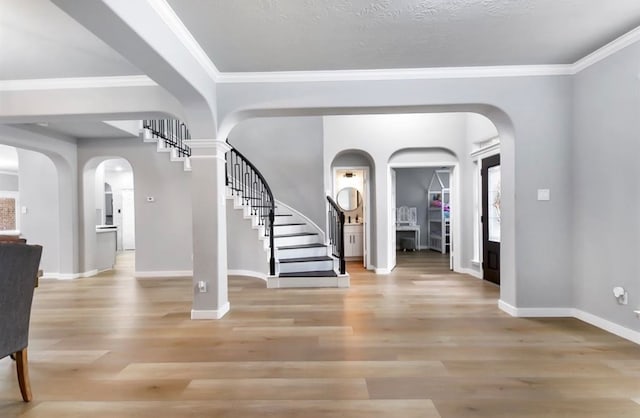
[0, 243, 42, 402]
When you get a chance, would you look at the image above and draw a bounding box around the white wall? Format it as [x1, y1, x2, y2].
[78, 138, 192, 275]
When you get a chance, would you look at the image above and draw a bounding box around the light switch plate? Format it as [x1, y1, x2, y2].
[537, 189, 550, 201]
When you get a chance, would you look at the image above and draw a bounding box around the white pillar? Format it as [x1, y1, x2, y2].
[187, 139, 231, 319]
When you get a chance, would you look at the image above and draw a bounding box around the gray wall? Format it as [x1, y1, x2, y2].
[218, 72, 576, 311]
[17, 149, 60, 274]
[395, 167, 436, 249]
[77, 138, 193, 274]
[573, 41, 640, 330]
[228, 117, 325, 229]
[226, 198, 269, 277]
[0, 173, 18, 191]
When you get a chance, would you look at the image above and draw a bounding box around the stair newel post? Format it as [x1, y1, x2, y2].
[338, 211, 346, 275]
[269, 208, 276, 276]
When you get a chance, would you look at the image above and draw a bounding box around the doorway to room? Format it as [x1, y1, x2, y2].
[392, 165, 455, 271]
[93, 158, 136, 272]
[333, 167, 370, 269]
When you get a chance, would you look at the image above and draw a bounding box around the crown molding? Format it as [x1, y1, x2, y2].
[0, 75, 156, 91]
[215, 64, 574, 84]
[147, 0, 220, 80]
[572, 25, 640, 73]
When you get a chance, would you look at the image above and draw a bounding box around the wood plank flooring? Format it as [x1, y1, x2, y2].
[1, 251, 639, 417]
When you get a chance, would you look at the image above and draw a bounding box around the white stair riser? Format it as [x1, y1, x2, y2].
[278, 260, 334, 273]
[141, 128, 156, 142]
[267, 276, 350, 289]
[273, 224, 307, 235]
[277, 246, 327, 259]
[274, 234, 319, 247]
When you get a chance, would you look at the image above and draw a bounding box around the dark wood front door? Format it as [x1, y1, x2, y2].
[482, 154, 501, 285]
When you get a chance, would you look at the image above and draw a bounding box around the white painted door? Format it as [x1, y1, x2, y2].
[389, 168, 397, 271]
[121, 189, 136, 250]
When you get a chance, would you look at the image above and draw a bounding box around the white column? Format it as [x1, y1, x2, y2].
[187, 139, 231, 320]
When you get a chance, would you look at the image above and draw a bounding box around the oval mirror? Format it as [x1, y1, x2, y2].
[336, 187, 362, 211]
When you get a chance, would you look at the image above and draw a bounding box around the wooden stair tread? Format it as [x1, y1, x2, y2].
[261, 214, 292, 217]
[279, 256, 333, 263]
[279, 270, 338, 278]
[273, 223, 306, 227]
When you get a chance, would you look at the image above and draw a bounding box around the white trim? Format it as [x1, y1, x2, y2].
[460, 267, 482, 279]
[191, 303, 230, 320]
[147, 0, 220, 80]
[0, 76, 156, 91]
[573, 26, 640, 73]
[40, 269, 98, 280]
[276, 199, 326, 243]
[0, 169, 18, 176]
[216, 65, 573, 83]
[388, 161, 456, 168]
[228, 269, 267, 281]
[135, 270, 193, 278]
[498, 300, 573, 317]
[470, 143, 501, 160]
[375, 268, 391, 274]
[574, 309, 640, 346]
[499, 301, 640, 346]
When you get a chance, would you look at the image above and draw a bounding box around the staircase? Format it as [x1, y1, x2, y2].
[140, 119, 349, 289]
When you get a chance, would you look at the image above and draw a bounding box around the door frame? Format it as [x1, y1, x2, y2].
[332, 166, 371, 270]
[387, 162, 461, 274]
[481, 153, 501, 285]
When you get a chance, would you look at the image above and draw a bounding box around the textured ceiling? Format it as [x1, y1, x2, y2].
[0, 0, 142, 80]
[167, 0, 640, 72]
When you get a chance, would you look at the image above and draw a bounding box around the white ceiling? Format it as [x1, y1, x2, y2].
[0, 0, 142, 80]
[167, 0, 640, 72]
[26, 121, 138, 140]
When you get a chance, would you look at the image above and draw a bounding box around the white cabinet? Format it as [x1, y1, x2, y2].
[344, 223, 363, 258]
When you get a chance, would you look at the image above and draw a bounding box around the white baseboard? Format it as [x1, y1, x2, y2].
[375, 268, 391, 274]
[41, 269, 98, 280]
[191, 303, 230, 320]
[460, 267, 483, 279]
[574, 309, 640, 345]
[498, 300, 573, 317]
[499, 300, 639, 345]
[228, 269, 267, 281]
[135, 270, 193, 278]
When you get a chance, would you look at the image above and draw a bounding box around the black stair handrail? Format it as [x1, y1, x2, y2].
[326, 196, 346, 275]
[226, 144, 276, 276]
[143, 119, 192, 158]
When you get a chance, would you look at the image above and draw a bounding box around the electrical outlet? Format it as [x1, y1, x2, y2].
[197, 280, 207, 293]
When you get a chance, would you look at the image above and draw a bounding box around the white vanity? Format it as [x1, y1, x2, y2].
[96, 225, 117, 271]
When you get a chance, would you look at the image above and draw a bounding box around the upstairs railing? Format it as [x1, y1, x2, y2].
[326, 196, 346, 275]
[226, 145, 276, 276]
[142, 119, 191, 158]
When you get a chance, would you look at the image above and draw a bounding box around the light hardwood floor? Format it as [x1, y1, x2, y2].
[1, 251, 639, 417]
